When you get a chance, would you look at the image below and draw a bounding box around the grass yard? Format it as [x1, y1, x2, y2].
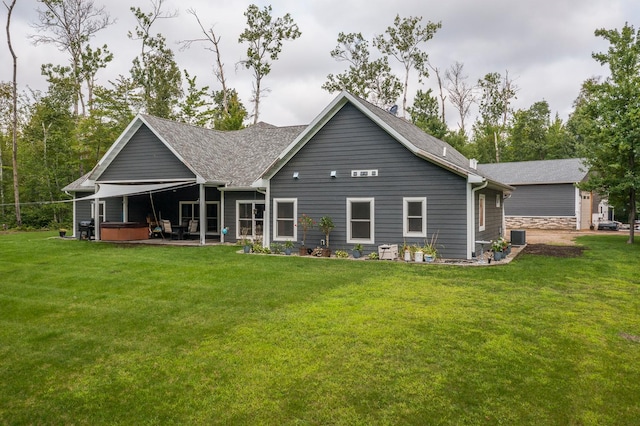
[1, 232, 639, 425]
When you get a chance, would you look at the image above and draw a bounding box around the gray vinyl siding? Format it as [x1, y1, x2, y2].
[269, 103, 469, 259]
[74, 198, 93, 235]
[223, 191, 265, 243]
[99, 125, 195, 182]
[506, 184, 575, 216]
[475, 189, 504, 251]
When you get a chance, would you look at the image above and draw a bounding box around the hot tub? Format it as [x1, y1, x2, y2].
[100, 222, 149, 241]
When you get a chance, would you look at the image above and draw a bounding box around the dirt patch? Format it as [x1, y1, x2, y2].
[521, 244, 585, 258]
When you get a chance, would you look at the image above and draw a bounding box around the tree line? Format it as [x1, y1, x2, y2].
[1, 1, 638, 242]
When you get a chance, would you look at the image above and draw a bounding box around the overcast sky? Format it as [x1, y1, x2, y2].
[2, 0, 638, 128]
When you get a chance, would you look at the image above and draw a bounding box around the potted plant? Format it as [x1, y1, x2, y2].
[492, 238, 505, 261]
[297, 213, 315, 255]
[352, 243, 363, 259]
[240, 227, 251, 253]
[401, 241, 411, 261]
[284, 239, 294, 255]
[318, 215, 334, 257]
[59, 228, 67, 238]
[423, 233, 438, 262]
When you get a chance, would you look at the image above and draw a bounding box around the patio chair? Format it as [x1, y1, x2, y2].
[184, 219, 199, 239]
[161, 219, 179, 239]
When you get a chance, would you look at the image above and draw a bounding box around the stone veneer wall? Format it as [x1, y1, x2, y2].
[506, 216, 577, 230]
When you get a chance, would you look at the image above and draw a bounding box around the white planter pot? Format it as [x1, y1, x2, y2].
[414, 250, 424, 262]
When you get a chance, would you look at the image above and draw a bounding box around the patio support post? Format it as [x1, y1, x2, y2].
[94, 196, 101, 241]
[199, 184, 206, 245]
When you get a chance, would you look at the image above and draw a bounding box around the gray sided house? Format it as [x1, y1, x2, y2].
[478, 158, 606, 230]
[63, 115, 305, 244]
[64, 91, 511, 259]
[257, 92, 512, 259]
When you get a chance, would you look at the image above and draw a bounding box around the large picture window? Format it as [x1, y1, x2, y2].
[403, 197, 427, 237]
[478, 194, 486, 232]
[347, 198, 374, 244]
[273, 198, 297, 240]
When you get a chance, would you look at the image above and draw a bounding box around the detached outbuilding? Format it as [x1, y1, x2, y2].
[478, 158, 609, 230]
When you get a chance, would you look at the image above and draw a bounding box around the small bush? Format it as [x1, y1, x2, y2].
[334, 250, 349, 258]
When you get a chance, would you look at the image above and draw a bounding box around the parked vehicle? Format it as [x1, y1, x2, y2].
[597, 220, 620, 231]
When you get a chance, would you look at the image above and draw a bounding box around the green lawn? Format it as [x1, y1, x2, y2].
[1, 232, 639, 425]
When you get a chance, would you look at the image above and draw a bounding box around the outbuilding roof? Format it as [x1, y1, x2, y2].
[478, 158, 588, 185]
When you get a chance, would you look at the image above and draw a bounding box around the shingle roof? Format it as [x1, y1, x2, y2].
[135, 115, 306, 187]
[62, 172, 93, 192]
[478, 158, 588, 185]
[261, 92, 512, 190]
[355, 97, 475, 174]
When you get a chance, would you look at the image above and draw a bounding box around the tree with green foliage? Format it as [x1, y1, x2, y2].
[407, 89, 447, 139]
[212, 89, 247, 131]
[20, 85, 76, 227]
[574, 23, 640, 243]
[238, 4, 301, 124]
[322, 32, 401, 109]
[177, 71, 214, 127]
[374, 15, 441, 117]
[508, 100, 552, 161]
[31, 0, 114, 117]
[470, 71, 518, 163]
[129, 0, 182, 119]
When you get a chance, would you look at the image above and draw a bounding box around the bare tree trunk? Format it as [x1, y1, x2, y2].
[628, 188, 636, 244]
[5, 0, 21, 226]
[429, 64, 446, 124]
[252, 79, 261, 125]
[445, 62, 475, 137]
[183, 9, 229, 114]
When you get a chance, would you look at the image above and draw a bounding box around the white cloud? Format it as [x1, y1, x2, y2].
[1, 0, 637, 126]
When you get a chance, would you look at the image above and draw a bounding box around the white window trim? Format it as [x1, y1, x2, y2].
[90, 201, 106, 222]
[347, 197, 375, 244]
[273, 198, 297, 241]
[478, 194, 486, 232]
[403, 197, 427, 238]
[236, 200, 265, 239]
[179, 201, 221, 235]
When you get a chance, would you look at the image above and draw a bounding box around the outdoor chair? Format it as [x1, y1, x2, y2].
[161, 219, 179, 239]
[184, 219, 198, 239]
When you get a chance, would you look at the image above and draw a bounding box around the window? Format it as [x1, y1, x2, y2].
[179, 201, 220, 234]
[478, 194, 486, 232]
[403, 197, 427, 237]
[347, 198, 374, 244]
[237, 201, 265, 239]
[90, 201, 105, 222]
[273, 198, 297, 240]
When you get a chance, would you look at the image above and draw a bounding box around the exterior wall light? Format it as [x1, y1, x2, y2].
[330, 171, 337, 178]
[293, 172, 299, 179]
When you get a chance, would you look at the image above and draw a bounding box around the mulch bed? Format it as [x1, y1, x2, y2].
[521, 244, 585, 258]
